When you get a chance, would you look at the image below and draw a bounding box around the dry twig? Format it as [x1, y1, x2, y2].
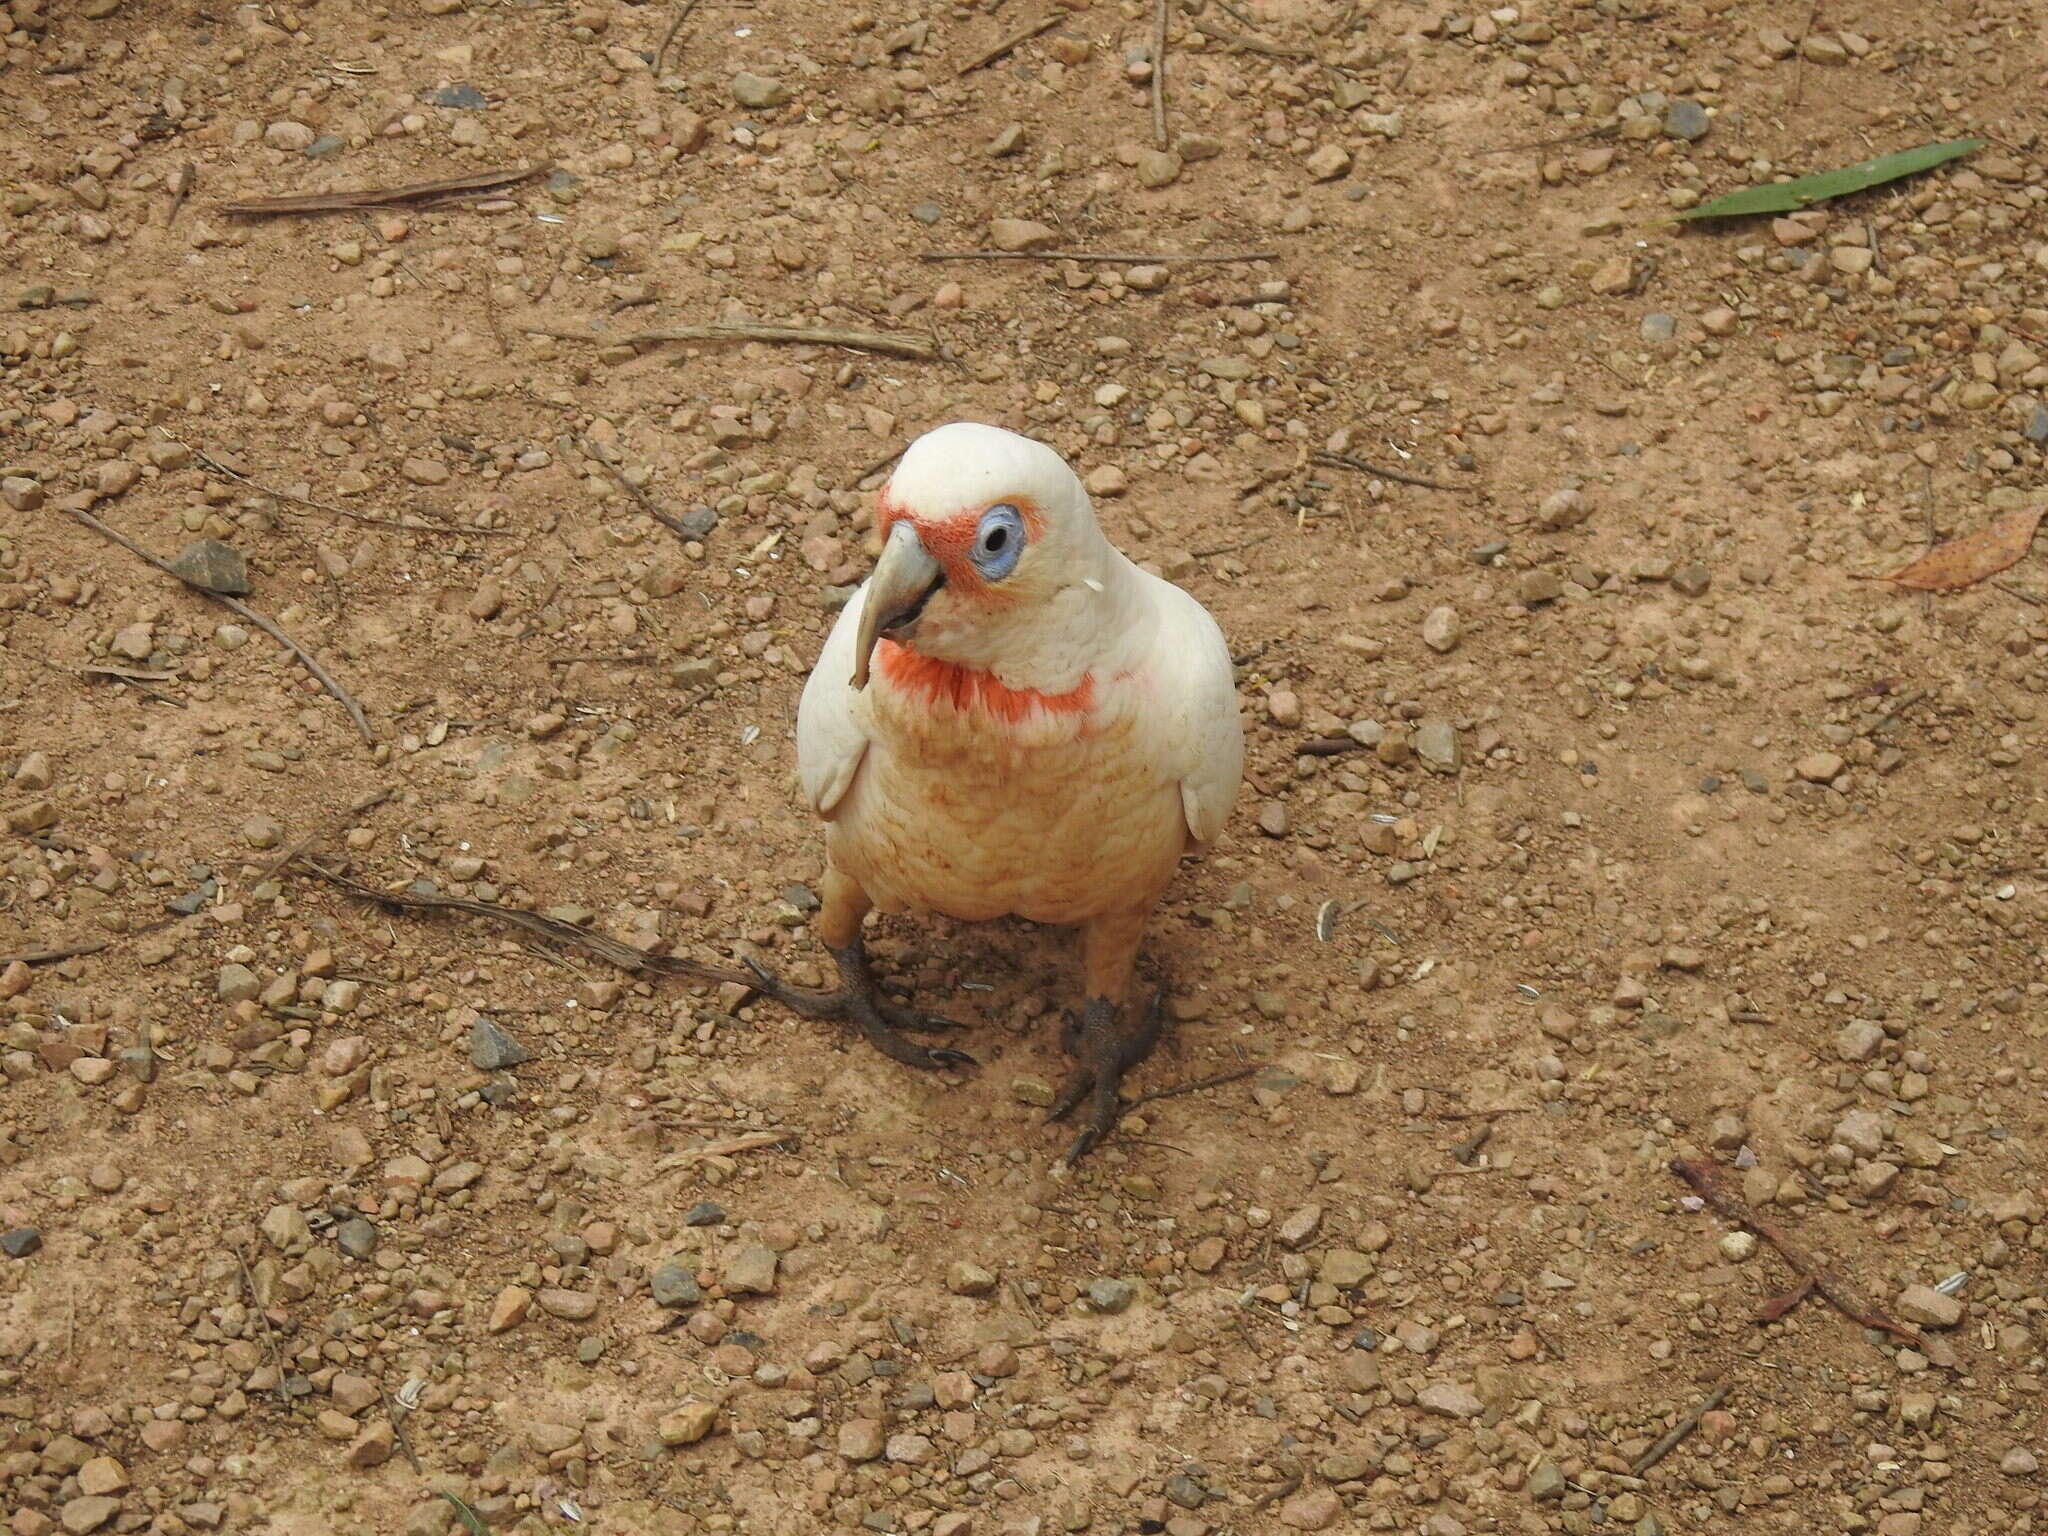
[1671, 1158, 1922, 1345]
[1188, 14, 1312, 57]
[527, 321, 939, 362]
[1127, 1063, 1261, 1109]
[1296, 735, 1362, 757]
[1629, 1382, 1730, 1476]
[167, 162, 197, 224]
[653, 0, 701, 76]
[229, 1244, 292, 1404]
[672, 1130, 795, 1163]
[1754, 1276, 1818, 1323]
[382, 1389, 424, 1474]
[956, 11, 1065, 77]
[577, 437, 697, 546]
[56, 504, 373, 743]
[3, 933, 125, 967]
[920, 248, 1277, 264]
[191, 447, 501, 534]
[249, 788, 395, 888]
[221, 162, 550, 216]
[1309, 449, 1456, 491]
[1789, 0, 1823, 108]
[293, 858, 761, 988]
[1250, 1474, 1305, 1513]
[1150, 0, 1171, 147]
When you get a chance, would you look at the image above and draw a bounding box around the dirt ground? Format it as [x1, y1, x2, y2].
[4, 0, 2048, 1531]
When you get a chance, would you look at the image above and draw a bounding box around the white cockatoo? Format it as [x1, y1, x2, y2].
[749, 422, 1244, 1164]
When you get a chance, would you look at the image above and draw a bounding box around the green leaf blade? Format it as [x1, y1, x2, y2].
[438, 1493, 490, 1536]
[1675, 137, 1985, 222]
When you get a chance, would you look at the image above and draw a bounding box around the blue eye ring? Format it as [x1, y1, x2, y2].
[970, 503, 1026, 581]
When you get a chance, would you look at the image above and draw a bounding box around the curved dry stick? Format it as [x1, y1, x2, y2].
[1671, 1158, 1922, 1346]
[653, 0, 701, 76]
[57, 504, 373, 743]
[294, 858, 760, 988]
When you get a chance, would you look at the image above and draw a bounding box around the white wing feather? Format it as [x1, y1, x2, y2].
[1136, 572, 1245, 846]
[795, 586, 874, 819]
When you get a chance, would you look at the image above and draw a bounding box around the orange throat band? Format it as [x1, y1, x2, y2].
[875, 640, 1095, 723]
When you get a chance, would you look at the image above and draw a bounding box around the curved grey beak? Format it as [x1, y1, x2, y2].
[851, 521, 943, 690]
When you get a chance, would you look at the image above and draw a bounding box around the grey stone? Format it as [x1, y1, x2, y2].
[217, 963, 261, 1003]
[1086, 1277, 1135, 1314]
[469, 1018, 530, 1070]
[1895, 1284, 1962, 1328]
[1663, 99, 1710, 140]
[172, 538, 249, 595]
[424, 83, 488, 109]
[336, 1217, 378, 1260]
[683, 1201, 725, 1227]
[1417, 1380, 1483, 1418]
[651, 1262, 702, 1308]
[2027, 403, 2048, 443]
[1, 1228, 41, 1258]
[1640, 313, 1677, 342]
[731, 72, 790, 108]
[1414, 719, 1460, 774]
[723, 1243, 778, 1295]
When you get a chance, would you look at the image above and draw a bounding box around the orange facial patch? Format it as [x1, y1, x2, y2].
[874, 492, 1047, 600]
[876, 640, 1095, 723]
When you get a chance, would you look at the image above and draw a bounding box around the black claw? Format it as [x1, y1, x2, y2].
[1061, 1125, 1102, 1166]
[745, 948, 975, 1072]
[1046, 992, 1168, 1164]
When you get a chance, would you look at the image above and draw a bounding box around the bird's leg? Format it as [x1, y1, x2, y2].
[741, 864, 974, 1071]
[1047, 903, 1164, 1167]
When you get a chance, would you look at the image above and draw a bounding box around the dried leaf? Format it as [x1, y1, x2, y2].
[1753, 1276, 1817, 1323]
[1676, 138, 1984, 221]
[1876, 505, 2046, 591]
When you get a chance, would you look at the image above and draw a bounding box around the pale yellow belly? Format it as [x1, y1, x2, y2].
[827, 727, 1188, 926]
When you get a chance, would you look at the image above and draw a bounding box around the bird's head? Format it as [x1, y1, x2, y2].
[852, 421, 1113, 690]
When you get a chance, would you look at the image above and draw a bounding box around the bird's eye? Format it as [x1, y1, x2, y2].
[971, 503, 1026, 581]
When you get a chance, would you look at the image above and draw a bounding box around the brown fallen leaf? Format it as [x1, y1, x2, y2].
[1872, 504, 2045, 591]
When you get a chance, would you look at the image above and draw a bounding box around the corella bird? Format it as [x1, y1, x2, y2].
[745, 421, 1244, 1165]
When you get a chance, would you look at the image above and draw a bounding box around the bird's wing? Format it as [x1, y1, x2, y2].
[795, 586, 874, 819]
[1138, 573, 1245, 846]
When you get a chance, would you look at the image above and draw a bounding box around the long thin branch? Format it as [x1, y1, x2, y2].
[248, 788, 395, 889]
[57, 504, 373, 743]
[1629, 1382, 1730, 1476]
[293, 858, 761, 988]
[1127, 1063, 1261, 1109]
[220, 163, 550, 217]
[577, 437, 696, 546]
[1671, 1158, 1922, 1346]
[1309, 449, 1456, 491]
[190, 446, 504, 534]
[956, 11, 1064, 77]
[653, 0, 701, 76]
[920, 249, 1277, 264]
[1150, 0, 1171, 148]
[526, 321, 938, 362]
